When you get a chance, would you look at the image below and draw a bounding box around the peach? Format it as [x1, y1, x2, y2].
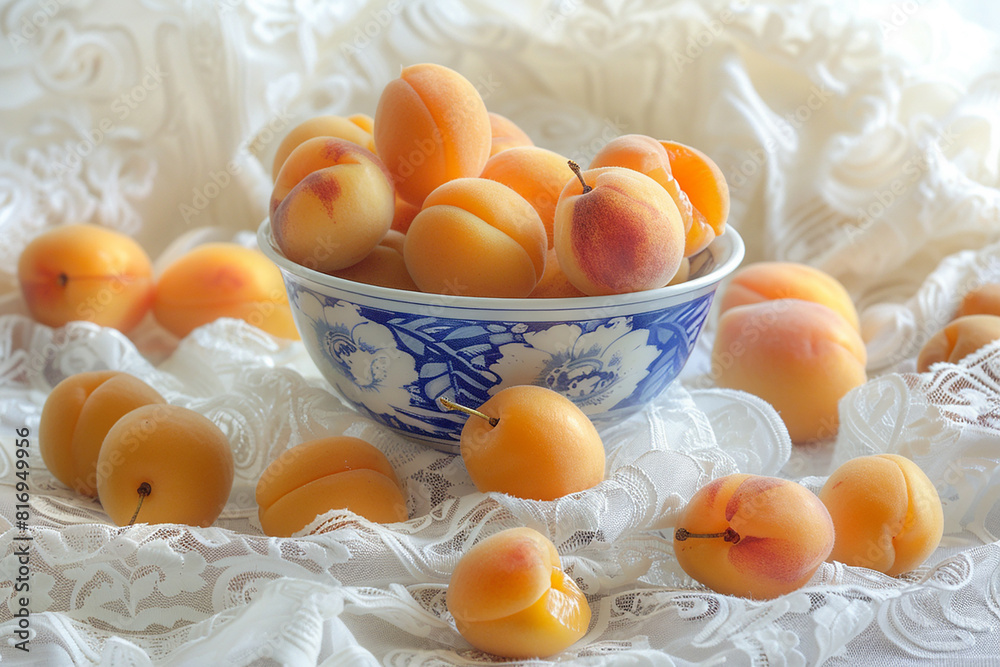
[152, 243, 298, 339]
[39, 371, 165, 498]
[553, 165, 685, 296]
[480, 146, 571, 247]
[441, 385, 605, 501]
[447, 527, 590, 658]
[661, 140, 729, 256]
[332, 230, 418, 291]
[256, 436, 407, 536]
[529, 248, 586, 299]
[404, 178, 547, 297]
[589, 134, 697, 244]
[374, 63, 491, 206]
[819, 454, 943, 576]
[96, 404, 234, 527]
[271, 114, 376, 179]
[18, 224, 154, 332]
[590, 135, 728, 257]
[712, 299, 867, 443]
[957, 284, 1000, 318]
[916, 314, 1000, 372]
[673, 474, 835, 599]
[271, 137, 395, 273]
[488, 111, 534, 156]
[718, 261, 860, 331]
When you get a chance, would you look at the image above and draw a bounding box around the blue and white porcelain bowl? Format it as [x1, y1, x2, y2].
[258, 219, 744, 453]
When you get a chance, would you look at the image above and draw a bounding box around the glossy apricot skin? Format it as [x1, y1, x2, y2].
[553, 166, 685, 296]
[917, 315, 1000, 372]
[256, 436, 407, 536]
[711, 300, 867, 443]
[404, 178, 547, 298]
[18, 224, 154, 332]
[374, 63, 491, 206]
[332, 230, 418, 291]
[458, 385, 605, 501]
[480, 146, 571, 248]
[819, 454, 943, 576]
[39, 371, 166, 498]
[271, 114, 376, 179]
[152, 243, 298, 339]
[271, 137, 395, 273]
[448, 527, 590, 659]
[96, 404, 234, 527]
[488, 112, 534, 156]
[673, 474, 835, 599]
[718, 261, 860, 330]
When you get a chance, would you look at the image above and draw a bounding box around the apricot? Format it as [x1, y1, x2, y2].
[441, 385, 605, 501]
[96, 404, 234, 527]
[152, 243, 298, 339]
[712, 300, 867, 443]
[404, 178, 547, 297]
[480, 146, 571, 248]
[391, 195, 421, 234]
[819, 454, 943, 576]
[916, 314, 1000, 372]
[718, 261, 860, 330]
[957, 284, 1000, 318]
[673, 474, 835, 599]
[374, 63, 491, 206]
[529, 248, 585, 299]
[349, 114, 374, 134]
[39, 371, 165, 497]
[661, 140, 729, 255]
[18, 224, 154, 332]
[448, 527, 590, 658]
[488, 111, 534, 156]
[271, 137, 395, 273]
[667, 257, 691, 286]
[256, 436, 407, 536]
[271, 114, 376, 179]
[332, 230, 418, 291]
[553, 165, 685, 296]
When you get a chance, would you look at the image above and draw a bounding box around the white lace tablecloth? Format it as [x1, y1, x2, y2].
[3, 1, 1000, 664]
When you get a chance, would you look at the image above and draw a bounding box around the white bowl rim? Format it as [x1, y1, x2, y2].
[257, 218, 744, 311]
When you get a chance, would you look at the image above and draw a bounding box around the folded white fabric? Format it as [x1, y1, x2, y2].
[2, 0, 1000, 664]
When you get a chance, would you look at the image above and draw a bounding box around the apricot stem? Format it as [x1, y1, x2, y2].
[568, 160, 592, 194]
[58, 272, 69, 287]
[438, 397, 499, 427]
[128, 482, 152, 526]
[675, 527, 741, 544]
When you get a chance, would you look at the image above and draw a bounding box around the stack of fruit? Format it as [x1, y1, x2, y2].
[268, 62, 730, 298]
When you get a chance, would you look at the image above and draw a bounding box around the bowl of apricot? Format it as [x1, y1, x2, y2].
[258, 217, 743, 452]
[258, 63, 744, 451]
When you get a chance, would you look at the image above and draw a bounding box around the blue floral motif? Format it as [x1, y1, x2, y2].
[488, 318, 659, 413]
[293, 290, 418, 420]
[289, 280, 716, 445]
